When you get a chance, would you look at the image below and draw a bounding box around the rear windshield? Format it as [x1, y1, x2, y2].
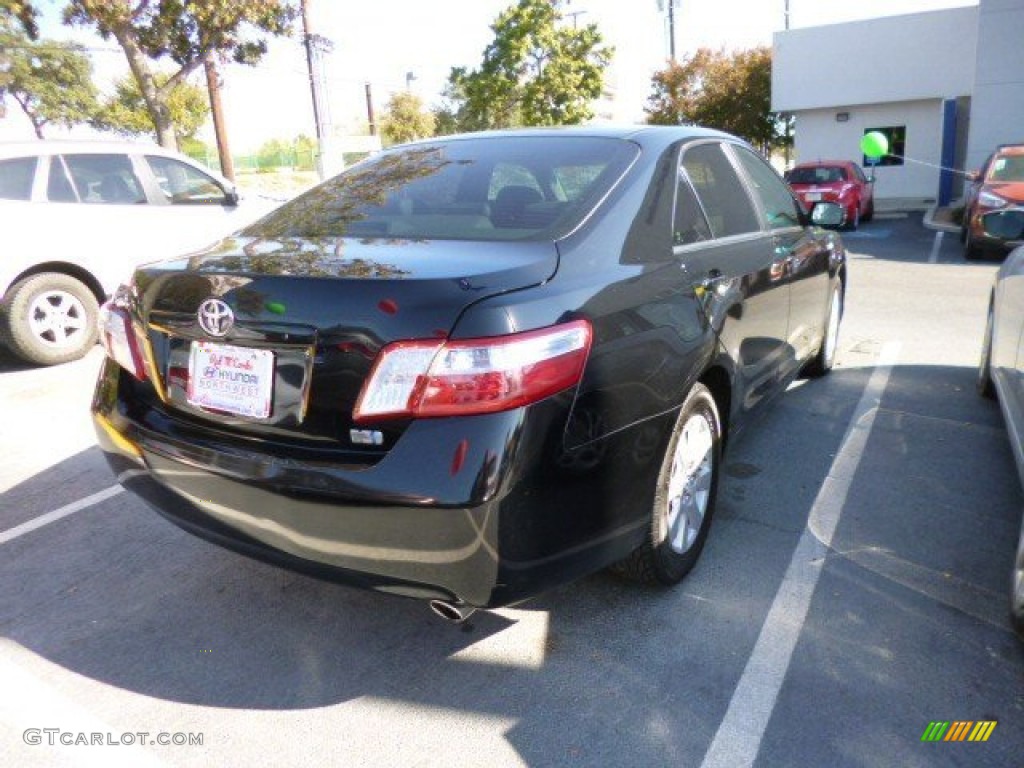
[785, 166, 847, 184]
[243, 136, 638, 241]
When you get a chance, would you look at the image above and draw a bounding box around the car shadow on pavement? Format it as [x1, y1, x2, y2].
[2, 362, 1023, 766]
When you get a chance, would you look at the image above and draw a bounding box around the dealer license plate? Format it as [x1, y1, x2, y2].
[186, 342, 275, 418]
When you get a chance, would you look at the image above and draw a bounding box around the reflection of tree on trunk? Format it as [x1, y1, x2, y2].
[185, 237, 411, 280]
[245, 147, 453, 239]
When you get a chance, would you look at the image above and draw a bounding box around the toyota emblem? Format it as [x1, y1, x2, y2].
[197, 298, 234, 337]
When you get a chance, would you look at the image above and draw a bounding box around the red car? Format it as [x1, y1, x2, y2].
[963, 143, 1024, 259]
[785, 160, 875, 230]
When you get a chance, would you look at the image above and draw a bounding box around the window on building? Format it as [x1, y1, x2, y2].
[863, 126, 905, 167]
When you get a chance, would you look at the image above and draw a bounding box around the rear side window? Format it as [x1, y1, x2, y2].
[0, 156, 37, 200]
[680, 143, 760, 238]
[244, 137, 639, 241]
[63, 154, 146, 205]
[145, 155, 228, 204]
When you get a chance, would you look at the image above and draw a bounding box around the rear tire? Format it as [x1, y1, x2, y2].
[844, 201, 860, 231]
[0, 273, 98, 366]
[805, 280, 843, 377]
[614, 383, 721, 585]
[863, 199, 874, 223]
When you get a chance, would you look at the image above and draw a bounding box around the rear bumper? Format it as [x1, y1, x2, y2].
[92, 359, 655, 608]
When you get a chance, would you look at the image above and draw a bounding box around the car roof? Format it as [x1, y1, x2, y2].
[394, 124, 742, 154]
[995, 144, 1024, 155]
[0, 139, 184, 159]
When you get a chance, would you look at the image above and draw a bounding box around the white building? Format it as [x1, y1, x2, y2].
[772, 0, 1024, 208]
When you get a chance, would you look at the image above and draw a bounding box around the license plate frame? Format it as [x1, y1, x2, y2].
[186, 341, 275, 419]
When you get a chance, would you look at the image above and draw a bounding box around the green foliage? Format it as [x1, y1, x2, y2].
[0, 0, 38, 37]
[442, 0, 613, 132]
[0, 30, 98, 137]
[646, 46, 780, 153]
[92, 72, 207, 141]
[380, 91, 435, 146]
[62, 0, 297, 149]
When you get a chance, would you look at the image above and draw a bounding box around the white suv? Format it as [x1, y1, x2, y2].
[0, 141, 280, 365]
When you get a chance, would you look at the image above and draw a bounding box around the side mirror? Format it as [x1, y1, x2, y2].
[811, 201, 845, 229]
[980, 208, 1024, 241]
[224, 186, 240, 206]
[967, 170, 980, 183]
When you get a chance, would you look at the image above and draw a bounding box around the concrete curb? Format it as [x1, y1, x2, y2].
[923, 204, 961, 234]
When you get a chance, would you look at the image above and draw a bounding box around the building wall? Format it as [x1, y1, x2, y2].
[965, 0, 1024, 171]
[793, 100, 945, 202]
[772, 7, 978, 113]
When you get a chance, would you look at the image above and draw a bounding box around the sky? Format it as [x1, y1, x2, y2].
[2, 0, 978, 151]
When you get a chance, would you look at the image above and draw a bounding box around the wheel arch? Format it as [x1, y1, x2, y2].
[4, 262, 106, 305]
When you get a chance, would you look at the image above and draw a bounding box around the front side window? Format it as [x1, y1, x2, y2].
[680, 143, 760, 238]
[63, 154, 146, 204]
[244, 137, 639, 241]
[47, 157, 78, 202]
[145, 156, 228, 204]
[732, 146, 803, 231]
[0, 157, 37, 200]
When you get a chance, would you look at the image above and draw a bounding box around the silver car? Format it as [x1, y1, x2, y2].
[0, 141, 280, 366]
[977, 207, 1024, 635]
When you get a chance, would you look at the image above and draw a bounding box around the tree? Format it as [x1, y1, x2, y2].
[1, 32, 98, 137]
[62, 1, 296, 150]
[92, 72, 207, 142]
[646, 46, 780, 154]
[1, 0, 38, 37]
[442, 0, 613, 132]
[380, 91, 435, 146]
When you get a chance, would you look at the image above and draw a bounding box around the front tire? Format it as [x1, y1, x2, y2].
[964, 229, 984, 261]
[978, 300, 996, 399]
[614, 383, 721, 585]
[805, 280, 843, 377]
[0, 273, 99, 365]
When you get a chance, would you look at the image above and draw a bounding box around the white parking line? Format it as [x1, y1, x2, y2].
[0, 486, 123, 545]
[928, 231, 945, 264]
[700, 342, 901, 768]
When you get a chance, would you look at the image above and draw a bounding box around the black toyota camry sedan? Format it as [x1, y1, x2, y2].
[92, 126, 847, 619]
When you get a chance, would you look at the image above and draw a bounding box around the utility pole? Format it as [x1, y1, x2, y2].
[365, 82, 376, 136]
[783, 0, 792, 168]
[204, 54, 235, 182]
[657, 0, 681, 62]
[301, 0, 333, 178]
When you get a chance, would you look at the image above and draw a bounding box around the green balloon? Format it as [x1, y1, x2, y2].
[861, 131, 889, 159]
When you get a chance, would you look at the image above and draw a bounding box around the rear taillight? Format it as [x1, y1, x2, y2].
[353, 319, 592, 421]
[99, 303, 147, 381]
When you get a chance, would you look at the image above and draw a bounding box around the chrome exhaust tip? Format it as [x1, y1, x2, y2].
[429, 599, 476, 623]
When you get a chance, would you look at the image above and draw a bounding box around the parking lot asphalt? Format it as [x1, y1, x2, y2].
[1, 213, 1022, 767]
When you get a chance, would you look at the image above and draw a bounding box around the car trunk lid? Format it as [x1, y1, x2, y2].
[130, 235, 557, 457]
